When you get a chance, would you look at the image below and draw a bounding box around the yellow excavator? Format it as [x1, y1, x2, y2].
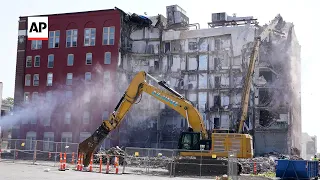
[78, 37, 261, 175]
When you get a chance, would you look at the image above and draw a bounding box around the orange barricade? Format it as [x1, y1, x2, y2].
[80, 153, 83, 171]
[88, 154, 93, 172]
[76, 154, 81, 171]
[115, 156, 119, 174]
[99, 156, 102, 173]
[253, 162, 257, 174]
[59, 152, 64, 171]
[48, 152, 51, 159]
[106, 155, 110, 174]
[71, 152, 75, 165]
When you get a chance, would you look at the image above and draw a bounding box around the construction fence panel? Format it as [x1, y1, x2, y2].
[90, 154, 124, 174]
[124, 147, 175, 176]
[34, 140, 79, 167]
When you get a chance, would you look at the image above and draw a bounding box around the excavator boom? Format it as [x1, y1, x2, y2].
[78, 71, 207, 166]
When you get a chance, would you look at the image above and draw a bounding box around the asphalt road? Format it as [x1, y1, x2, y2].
[0, 161, 274, 180]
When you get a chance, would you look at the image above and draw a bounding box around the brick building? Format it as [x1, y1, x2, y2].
[13, 8, 123, 150]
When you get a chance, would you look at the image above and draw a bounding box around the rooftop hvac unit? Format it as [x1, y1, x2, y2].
[212, 12, 227, 22]
[166, 5, 189, 26]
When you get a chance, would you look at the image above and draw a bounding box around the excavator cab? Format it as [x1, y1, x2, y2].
[177, 131, 211, 151]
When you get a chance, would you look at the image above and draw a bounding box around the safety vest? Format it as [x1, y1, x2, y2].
[313, 158, 319, 161]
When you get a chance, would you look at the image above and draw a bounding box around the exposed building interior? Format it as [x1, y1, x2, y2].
[111, 5, 301, 155]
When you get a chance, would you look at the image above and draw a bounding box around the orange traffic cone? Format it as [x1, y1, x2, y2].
[99, 156, 102, 173]
[76, 154, 81, 171]
[88, 154, 93, 172]
[59, 152, 65, 171]
[106, 155, 110, 174]
[115, 156, 119, 174]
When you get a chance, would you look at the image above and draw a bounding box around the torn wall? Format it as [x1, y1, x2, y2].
[253, 15, 301, 155]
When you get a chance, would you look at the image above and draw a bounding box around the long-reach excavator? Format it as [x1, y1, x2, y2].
[78, 36, 261, 175]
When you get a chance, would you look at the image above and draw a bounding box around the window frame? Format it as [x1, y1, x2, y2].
[33, 74, 39, 86]
[25, 74, 31, 86]
[64, 112, 71, 124]
[47, 73, 53, 86]
[48, 30, 60, 48]
[48, 54, 54, 68]
[85, 72, 92, 82]
[67, 54, 74, 66]
[31, 40, 42, 50]
[85, 53, 92, 65]
[104, 52, 111, 64]
[102, 26, 115, 45]
[24, 92, 30, 102]
[66, 29, 78, 48]
[26, 56, 32, 67]
[84, 28, 96, 47]
[66, 73, 73, 85]
[32, 92, 39, 102]
[34, 55, 40, 67]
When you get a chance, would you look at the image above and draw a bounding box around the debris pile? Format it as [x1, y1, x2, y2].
[238, 152, 303, 174]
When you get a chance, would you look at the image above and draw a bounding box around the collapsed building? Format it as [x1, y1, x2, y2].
[114, 5, 301, 155]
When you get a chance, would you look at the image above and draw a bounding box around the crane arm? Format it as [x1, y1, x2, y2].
[237, 38, 261, 133]
[78, 71, 207, 166]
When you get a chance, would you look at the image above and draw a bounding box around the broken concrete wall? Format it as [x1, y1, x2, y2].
[253, 15, 301, 155]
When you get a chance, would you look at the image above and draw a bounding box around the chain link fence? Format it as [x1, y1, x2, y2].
[124, 147, 242, 179]
[0, 139, 249, 179]
[0, 138, 79, 167]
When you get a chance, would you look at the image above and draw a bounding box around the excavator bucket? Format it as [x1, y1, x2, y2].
[78, 125, 110, 167]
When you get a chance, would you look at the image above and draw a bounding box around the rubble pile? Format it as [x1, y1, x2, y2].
[94, 146, 173, 169]
[238, 152, 303, 174]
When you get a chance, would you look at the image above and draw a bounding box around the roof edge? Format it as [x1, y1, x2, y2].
[19, 7, 125, 18]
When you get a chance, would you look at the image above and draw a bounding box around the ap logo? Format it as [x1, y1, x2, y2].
[27, 16, 48, 40]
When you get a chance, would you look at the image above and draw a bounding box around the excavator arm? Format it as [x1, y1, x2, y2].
[78, 71, 207, 166]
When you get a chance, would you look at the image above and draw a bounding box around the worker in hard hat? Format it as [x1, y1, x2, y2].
[313, 155, 319, 161]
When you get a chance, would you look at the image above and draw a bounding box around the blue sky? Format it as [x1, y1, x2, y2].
[0, 0, 318, 142]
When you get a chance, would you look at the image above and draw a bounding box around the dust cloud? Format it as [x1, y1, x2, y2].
[0, 64, 117, 130]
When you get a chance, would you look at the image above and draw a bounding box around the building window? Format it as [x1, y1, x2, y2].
[25, 74, 31, 86]
[104, 71, 110, 83]
[67, 54, 74, 66]
[43, 132, 54, 152]
[61, 132, 72, 152]
[80, 132, 91, 142]
[66, 91, 73, 100]
[83, 111, 90, 124]
[102, 27, 115, 45]
[66, 29, 78, 48]
[47, 73, 53, 86]
[31, 40, 42, 50]
[26, 131, 36, 150]
[66, 73, 73, 85]
[85, 72, 91, 82]
[26, 56, 32, 67]
[64, 112, 71, 124]
[42, 112, 51, 126]
[24, 92, 30, 102]
[34, 56, 40, 67]
[48, 54, 54, 68]
[86, 53, 92, 65]
[32, 92, 39, 101]
[33, 74, 39, 86]
[84, 28, 96, 46]
[102, 111, 109, 120]
[104, 52, 111, 64]
[32, 92, 38, 101]
[49, 30, 60, 48]
[46, 91, 53, 101]
[214, 39, 221, 50]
